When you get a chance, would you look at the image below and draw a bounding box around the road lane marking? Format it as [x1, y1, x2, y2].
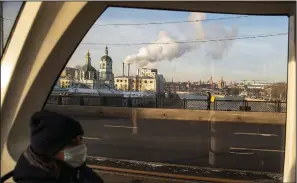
[104, 125, 137, 129]
[231, 114, 252, 116]
[83, 137, 101, 140]
[230, 147, 284, 152]
[229, 151, 254, 155]
[234, 132, 278, 137]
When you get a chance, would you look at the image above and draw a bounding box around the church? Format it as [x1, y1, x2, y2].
[58, 46, 115, 89]
[99, 46, 114, 87]
[73, 50, 100, 89]
[70, 46, 114, 89]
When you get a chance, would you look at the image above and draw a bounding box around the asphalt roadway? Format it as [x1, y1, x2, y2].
[73, 116, 285, 175]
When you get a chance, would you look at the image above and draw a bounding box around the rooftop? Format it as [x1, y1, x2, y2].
[115, 75, 155, 79]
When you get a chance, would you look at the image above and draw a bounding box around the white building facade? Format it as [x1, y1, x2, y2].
[99, 46, 114, 87]
[114, 67, 165, 95]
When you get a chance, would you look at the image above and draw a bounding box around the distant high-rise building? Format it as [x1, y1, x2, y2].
[209, 76, 214, 88]
[218, 77, 226, 89]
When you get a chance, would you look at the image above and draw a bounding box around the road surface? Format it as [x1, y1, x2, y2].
[74, 116, 285, 175]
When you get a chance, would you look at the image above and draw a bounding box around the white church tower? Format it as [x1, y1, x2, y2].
[99, 46, 114, 87]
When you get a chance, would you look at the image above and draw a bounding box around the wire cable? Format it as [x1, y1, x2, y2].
[93, 15, 249, 26]
[80, 32, 288, 47]
[2, 15, 249, 25]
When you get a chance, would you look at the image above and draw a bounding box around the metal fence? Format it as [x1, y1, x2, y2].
[214, 100, 245, 111]
[47, 95, 286, 113]
[186, 99, 209, 110]
[246, 101, 277, 112]
[47, 94, 156, 108]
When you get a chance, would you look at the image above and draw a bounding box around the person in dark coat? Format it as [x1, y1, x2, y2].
[13, 110, 104, 183]
[206, 92, 211, 110]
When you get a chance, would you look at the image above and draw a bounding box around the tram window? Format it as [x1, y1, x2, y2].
[1, 2, 23, 57]
[42, 6, 289, 182]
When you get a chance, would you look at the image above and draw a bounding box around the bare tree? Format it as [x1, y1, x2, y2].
[271, 83, 287, 100]
[75, 65, 83, 70]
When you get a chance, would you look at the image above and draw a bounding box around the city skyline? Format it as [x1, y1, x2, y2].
[65, 60, 283, 85]
[4, 3, 289, 83]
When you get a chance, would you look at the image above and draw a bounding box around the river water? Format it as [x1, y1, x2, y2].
[178, 94, 244, 100]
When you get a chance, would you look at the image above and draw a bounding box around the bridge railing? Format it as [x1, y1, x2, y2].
[47, 94, 156, 108]
[47, 94, 286, 113]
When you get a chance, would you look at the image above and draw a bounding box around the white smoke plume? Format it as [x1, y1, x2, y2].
[124, 31, 194, 67]
[123, 12, 238, 67]
[188, 12, 206, 40]
[205, 24, 238, 60]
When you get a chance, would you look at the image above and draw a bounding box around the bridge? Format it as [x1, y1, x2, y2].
[45, 104, 286, 182]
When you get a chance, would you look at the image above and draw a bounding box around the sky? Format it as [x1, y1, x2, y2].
[4, 2, 289, 83]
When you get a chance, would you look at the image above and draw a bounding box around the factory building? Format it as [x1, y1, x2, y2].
[114, 65, 165, 94]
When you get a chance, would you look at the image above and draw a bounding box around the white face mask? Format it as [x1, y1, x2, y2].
[63, 144, 87, 168]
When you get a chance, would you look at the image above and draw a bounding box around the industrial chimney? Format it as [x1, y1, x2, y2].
[127, 63, 131, 77]
[122, 62, 125, 76]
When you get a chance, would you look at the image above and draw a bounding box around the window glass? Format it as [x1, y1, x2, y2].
[2, 2, 23, 55]
[45, 7, 288, 182]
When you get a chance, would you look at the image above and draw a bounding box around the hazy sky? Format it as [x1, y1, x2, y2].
[4, 2, 289, 83]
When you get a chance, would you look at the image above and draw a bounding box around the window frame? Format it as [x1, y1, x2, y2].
[1, 1, 25, 61]
[0, 2, 295, 182]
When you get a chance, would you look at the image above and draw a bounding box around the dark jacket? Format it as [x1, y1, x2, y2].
[13, 154, 104, 183]
[207, 93, 211, 103]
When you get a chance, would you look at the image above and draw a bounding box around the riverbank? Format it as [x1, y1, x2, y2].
[179, 93, 268, 102]
[178, 93, 244, 101]
[245, 98, 267, 101]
